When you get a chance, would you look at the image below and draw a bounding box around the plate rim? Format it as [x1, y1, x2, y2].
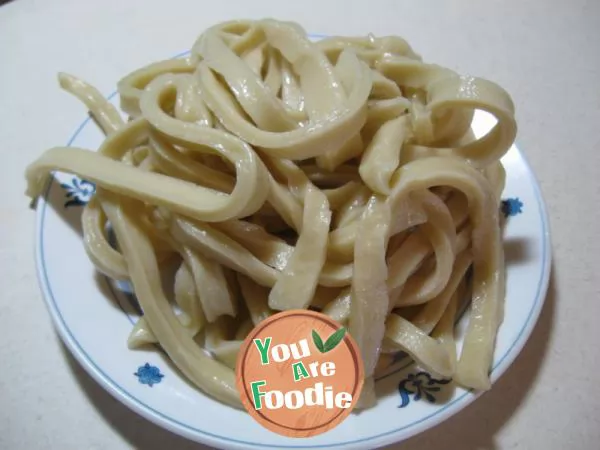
[32, 78, 552, 450]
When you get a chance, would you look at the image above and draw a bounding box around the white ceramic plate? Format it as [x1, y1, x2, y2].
[33, 54, 551, 449]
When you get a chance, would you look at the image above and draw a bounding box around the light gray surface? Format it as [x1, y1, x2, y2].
[1, 0, 599, 448]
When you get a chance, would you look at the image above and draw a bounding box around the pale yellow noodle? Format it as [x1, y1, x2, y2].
[394, 189, 457, 306]
[384, 314, 454, 378]
[102, 191, 241, 407]
[58, 72, 125, 134]
[81, 196, 129, 280]
[237, 274, 274, 325]
[179, 245, 236, 322]
[268, 187, 331, 310]
[173, 261, 207, 330]
[349, 197, 391, 404]
[24, 19, 518, 407]
[359, 115, 409, 194]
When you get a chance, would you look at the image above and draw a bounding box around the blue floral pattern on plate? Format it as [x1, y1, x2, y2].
[398, 372, 451, 408]
[501, 197, 523, 217]
[60, 177, 95, 207]
[134, 363, 164, 387]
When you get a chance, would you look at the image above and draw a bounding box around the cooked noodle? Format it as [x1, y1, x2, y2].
[25, 19, 516, 408]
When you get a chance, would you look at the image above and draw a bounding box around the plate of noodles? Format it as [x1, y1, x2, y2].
[27, 19, 551, 450]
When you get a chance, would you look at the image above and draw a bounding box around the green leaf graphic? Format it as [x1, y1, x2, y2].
[322, 327, 347, 353]
[312, 329, 325, 352]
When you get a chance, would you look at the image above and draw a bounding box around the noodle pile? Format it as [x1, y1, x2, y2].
[25, 19, 516, 408]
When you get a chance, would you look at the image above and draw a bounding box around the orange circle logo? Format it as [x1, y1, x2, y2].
[236, 310, 364, 437]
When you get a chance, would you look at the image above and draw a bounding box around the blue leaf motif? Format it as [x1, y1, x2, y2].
[398, 379, 412, 408]
[397, 372, 451, 408]
[423, 390, 436, 403]
[134, 363, 164, 387]
[60, 177, 96, 208]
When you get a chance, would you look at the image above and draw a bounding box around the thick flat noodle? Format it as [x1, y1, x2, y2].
[81, 197, 129, 280]
[97, 117, 149, 159]
[280, 57, 305, 115]
[128, 261, 207, 349]
[24, 19, 517, 409]
[180, 246, 236, 322]
[398, 78, 516, 168]
[262, 19, 346, 120]
[118, 58, 196, 117]
[204, 316, 245, 370]
[394, 189, 456, 306]
[333, 185, 371, 229]
[387, 231, 431, 292]
[363, 97, 411, 140]
[359, 115, 408, 194]
[370, 70, 403, 99]
[484, 161, 507, 202]
[26, 147, 266, 222]
[211, 341, 243, 370]
[241, 42, 265, 75]
[409, 250, 472, 334]
[170, 216, 279, 287]
[410, 95, 435, 144]
[376, 56, 454, 90]
[323, 182, 363, 209]
[197, 42, 373, 159]
[264, 174, 303, 231]
[193, 20, 266, 58]
[216, 219, 294, 270]
[349, 198, 391, 388]
[269, 187, 331, 310]
[237, 274, 274, 325]
[316, 51, 368, 170]
[322, 289, 351, 324]
[384, 314, 454, 378]
[387, 157, 504, 389]
[140, 73, 271, 218]
[388, 191, 428, 235]
[173, 261, 206, 330]
[148, 131, 235, 192]
[431, 288, 462, 374]
[197, 31, 299, 132]
[316, 35, 421, 68]
[173, 213, 352, 288]
[263, 48, 284, 100]
[425, 76, 516, 167]
[173, 74, 213, 126]
[102, 191, 241, 407]
[58, 73, 125, 134]
[127, 317, 158, 348]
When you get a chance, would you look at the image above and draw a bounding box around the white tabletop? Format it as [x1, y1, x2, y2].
[1, 0, 599, 448]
